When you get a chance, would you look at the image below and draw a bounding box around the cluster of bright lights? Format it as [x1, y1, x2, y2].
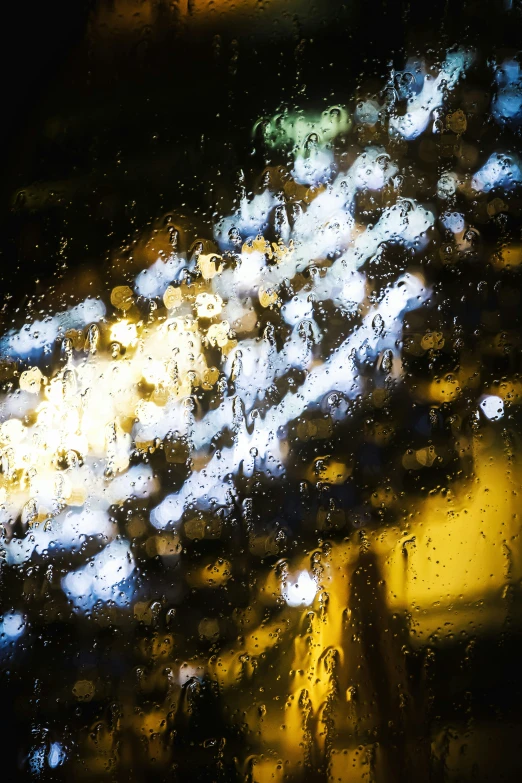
[0, 46, 513, 615]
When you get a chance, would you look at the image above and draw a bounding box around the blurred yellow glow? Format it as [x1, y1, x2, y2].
[206, 321, 231, 347]
[380, 439, 522, 644]
[195, 292, 223, 318]
[201, 431, 522, 776]
[198, 253, 222, 280]
[19, 366, 44, 393]
[259, 286, 280, 308]
[110, 285, 134, 312]
[163, 285, 183, 310]
[110, 320, 138, 346]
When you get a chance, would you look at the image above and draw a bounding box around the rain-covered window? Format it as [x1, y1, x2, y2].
[1, 1, 522, 781]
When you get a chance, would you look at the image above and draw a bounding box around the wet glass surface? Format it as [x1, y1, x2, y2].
[1, 2, 522, 781]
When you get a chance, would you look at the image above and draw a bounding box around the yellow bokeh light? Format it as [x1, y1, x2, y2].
[110, 320, 138, 346]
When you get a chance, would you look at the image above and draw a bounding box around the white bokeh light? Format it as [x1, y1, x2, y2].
[480, 395, 505, 421]
[282, 570, 318, 607]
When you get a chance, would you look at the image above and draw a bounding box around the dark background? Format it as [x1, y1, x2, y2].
[1, 0, 519, 309]
[1, 1, 522, 781]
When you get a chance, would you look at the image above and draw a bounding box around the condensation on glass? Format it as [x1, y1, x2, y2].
[1, 1, 522, 782]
